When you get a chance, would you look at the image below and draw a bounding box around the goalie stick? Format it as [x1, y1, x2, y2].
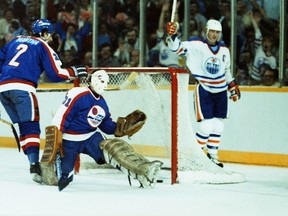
[104, 71, 138, 91]
[0, 118, 20, 152]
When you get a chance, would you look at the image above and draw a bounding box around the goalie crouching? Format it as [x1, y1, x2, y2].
[40, 69, 163, 191]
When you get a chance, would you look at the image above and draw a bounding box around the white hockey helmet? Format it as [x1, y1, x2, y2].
[206, 19, 222, 42]
[90, 70, 109, 95]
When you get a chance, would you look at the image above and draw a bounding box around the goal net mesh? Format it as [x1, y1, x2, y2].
[78, 67, 245, 184]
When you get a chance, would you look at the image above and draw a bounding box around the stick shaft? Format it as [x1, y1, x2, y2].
[0, 118, 21, 152]
[0, 118, 12, 126]
[171, 0, 177, 22]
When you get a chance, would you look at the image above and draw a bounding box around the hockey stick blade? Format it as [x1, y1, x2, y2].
[0, 118, 21, 152]
[104, 72, 138, 91]
[119, 72, 138, 90]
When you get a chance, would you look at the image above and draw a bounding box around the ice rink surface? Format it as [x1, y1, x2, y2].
[0, 148, 287, 216]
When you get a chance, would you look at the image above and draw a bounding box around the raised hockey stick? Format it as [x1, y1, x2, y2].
[0, 118, 20, 152]
[171, 0, 178, 22]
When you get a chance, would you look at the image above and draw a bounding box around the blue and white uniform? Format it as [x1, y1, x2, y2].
[167, 36, 233, 120]
[0, 35, 75, 163]
[167, 35, 235, 161]
[52, 87, 117, 174]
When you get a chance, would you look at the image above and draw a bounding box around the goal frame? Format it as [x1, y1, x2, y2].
[74, 67, 190, 184]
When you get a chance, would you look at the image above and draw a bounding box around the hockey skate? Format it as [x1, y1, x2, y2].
[30, 162, 43, 183]
[58, 173, 73, 191]
[207, 153, 224, 168]
[137, 160, 163, 188]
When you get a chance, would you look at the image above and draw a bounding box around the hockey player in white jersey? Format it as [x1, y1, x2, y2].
[166, 19, 241, 167]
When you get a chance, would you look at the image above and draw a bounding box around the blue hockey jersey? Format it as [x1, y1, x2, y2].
[52, 87, 117, 141]
[0, 36, 74, 93]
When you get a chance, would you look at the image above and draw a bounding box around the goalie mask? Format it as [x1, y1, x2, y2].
[90, 70, 109, 95]
[206, 19, 222, 42]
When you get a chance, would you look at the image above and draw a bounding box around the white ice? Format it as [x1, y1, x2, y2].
[0, 148, 287, 216]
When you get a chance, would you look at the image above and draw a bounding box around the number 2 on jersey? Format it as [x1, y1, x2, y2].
[8, 44, 28, 67]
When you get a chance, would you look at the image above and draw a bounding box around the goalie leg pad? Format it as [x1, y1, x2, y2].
[41, 126, 63, 164]
[40, 125, 64, 185]
[40, 163, 58, 185]
[100, 139, 163, 187]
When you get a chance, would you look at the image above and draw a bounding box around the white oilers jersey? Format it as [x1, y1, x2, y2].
[167, 36, 233, 93]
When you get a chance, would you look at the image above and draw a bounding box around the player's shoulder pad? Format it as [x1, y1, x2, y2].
[67, 87, 90, 97]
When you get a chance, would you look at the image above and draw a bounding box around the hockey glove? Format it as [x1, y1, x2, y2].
[228, 79, 241, 102]
[166, 21, 179, 36]
[114, 110, 147, 138]
[71, 65, 88, 78]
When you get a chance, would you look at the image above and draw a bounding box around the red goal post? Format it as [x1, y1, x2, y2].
[74, 67, 245, 185]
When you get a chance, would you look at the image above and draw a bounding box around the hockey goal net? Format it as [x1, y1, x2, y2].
[76, 67, 245, 184]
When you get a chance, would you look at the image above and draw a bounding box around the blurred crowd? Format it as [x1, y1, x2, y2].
[0, 0, 285, 86]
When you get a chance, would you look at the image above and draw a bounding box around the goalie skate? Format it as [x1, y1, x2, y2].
[136, 160, 163, 188]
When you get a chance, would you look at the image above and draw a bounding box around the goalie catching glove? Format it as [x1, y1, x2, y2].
[114, 110, 147, 138]
[228, 79, 241, 102]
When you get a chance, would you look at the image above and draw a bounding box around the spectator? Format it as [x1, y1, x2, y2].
[218, 0, 231, 46]
[12, 0, 27, 22]
[189, 1, 207, 36]
[188, 18, 202, 39]
[114, 28, 148, 66]
[82, 51, 93, 67]
[21, 2, 40, 34]
[78, 0, 93, 12]
[149, 1, 182, 68]
[98, 23, 112, 49]
[238, 26, 256, 63]
[261, 64, 278, 86]
[119, 16, 137, 39]
[249, 11, 277, 84]
[113, 37, 130, 66]
[98, 43, 121, 67]
[236, 50, 253, 85]
[58, 23, 80, 56]
[123, 49, 140, 67]
[0, 8, 17, 40]
[204, 0, 221, 20]
[8, 20, 28, 38]
[246, 0, 280, 22]
[124, 28, 140, 55]
[61, 49, 81, 68]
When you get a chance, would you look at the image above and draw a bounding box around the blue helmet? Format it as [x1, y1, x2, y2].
[32, 19, 54, 35]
